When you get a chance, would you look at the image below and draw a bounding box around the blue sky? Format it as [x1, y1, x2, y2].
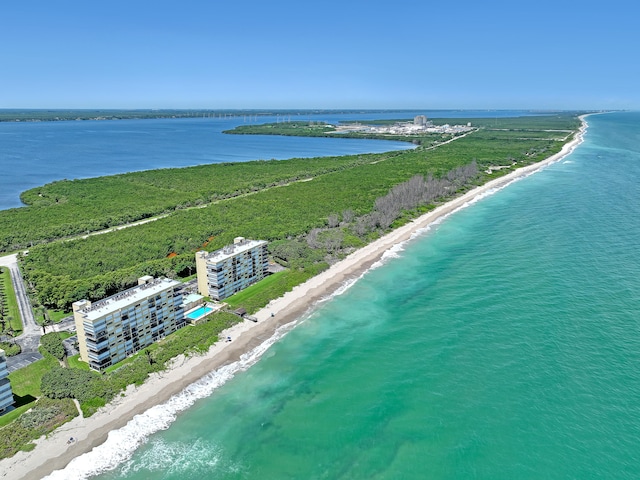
[1, 0, 638, 110]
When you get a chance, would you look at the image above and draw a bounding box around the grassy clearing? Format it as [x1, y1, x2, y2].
[8, 354, 58, 398]
[225, 265, 328, 314]
[47, 309, 70, 323]
[0, 402, 35, 428]
[103, 343, 159, 374]
[224, 271, 288, 309]
[58, 331, 74, 341]
[0, 267, 22, 335]
[67, 354, 90, 371]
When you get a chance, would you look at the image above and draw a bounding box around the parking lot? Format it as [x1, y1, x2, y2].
[6, 352, 43, 373]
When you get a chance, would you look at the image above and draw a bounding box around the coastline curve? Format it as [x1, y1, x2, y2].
[0, 116, 589, 480]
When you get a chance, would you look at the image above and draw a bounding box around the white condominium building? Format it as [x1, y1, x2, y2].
[73, 276, 185, 371]
[196, 237, 269, 301]
[0, 349, 14, 414]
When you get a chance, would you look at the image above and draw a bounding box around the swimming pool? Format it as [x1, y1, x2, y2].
[186, 305, 214, 320]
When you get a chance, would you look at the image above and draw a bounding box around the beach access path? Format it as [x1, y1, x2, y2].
[0, 118, 588, 480]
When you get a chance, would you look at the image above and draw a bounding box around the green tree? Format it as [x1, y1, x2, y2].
[40, 333, 66, 361]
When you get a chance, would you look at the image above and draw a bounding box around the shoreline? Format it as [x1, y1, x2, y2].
[0, 117, 588, 480]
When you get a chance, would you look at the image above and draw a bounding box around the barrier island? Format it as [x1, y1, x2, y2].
[0, 113, 586, 472]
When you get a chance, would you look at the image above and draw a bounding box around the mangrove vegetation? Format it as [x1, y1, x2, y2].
[10, 114, 582, 312]
[0, 113, 584, 459]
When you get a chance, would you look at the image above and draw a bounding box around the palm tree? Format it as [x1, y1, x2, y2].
[38, 308, 53, 334]
[6, 319, 14, 340]
[144, 349, 155, 366]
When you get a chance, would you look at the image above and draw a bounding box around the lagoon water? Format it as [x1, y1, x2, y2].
[0, 113, 412, 210]
[36, 111, 640, 479]
[0, 110, 540, 211]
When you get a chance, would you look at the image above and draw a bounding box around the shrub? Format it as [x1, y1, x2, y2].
[0, 342, 21, 356]
[0, 398, 77, 459]
[17, 406, 59, 429]
[40, 366, 101, 400]
[40, 333, 65, 360]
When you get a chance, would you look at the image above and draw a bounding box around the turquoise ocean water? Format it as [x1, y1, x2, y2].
[48, 112, 640, 479]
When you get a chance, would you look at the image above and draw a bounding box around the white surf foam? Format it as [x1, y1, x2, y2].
[43, 320, 300, 480]
[118, 438, 225, 477]
[369, 242, 406, 270]
[44, 146, 579, 480]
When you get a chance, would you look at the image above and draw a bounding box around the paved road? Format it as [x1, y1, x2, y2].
[1, 253, 44, 371]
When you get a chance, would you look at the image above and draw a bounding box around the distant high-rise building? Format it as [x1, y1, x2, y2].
[0, 349, 14, 415]
[73, 276, 185, 371]
[414, 115, 428, 126]
[196, 237, 269, 301]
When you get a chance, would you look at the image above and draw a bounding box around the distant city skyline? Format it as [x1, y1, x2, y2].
[1, 0, 638, 110]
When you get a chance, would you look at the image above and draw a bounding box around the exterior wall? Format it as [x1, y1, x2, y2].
[196, 239, 269, 301]
[195, 251, 210, 298]
[73, 277, 185, 371]
[72, 299, 91, 365]
[0, 349, 14, 414]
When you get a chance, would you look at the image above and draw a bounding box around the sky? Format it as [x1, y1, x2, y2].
[1, 0, 638, 110]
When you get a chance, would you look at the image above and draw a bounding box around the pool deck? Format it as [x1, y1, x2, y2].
[184, 303, 223, 323]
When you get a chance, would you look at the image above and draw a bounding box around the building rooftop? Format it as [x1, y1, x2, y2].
[331, 120, 473, 136]
[77, 277, 181, 321]
[202, 239, 267, 264]
[184, 293, 204, 304]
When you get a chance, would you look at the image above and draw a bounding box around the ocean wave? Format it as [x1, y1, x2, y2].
[43, 147, 574, 480]
[43, 321, 299, 480]
[318, 245, 410, 303]
[428, 166, 555, 222]
[407, 186, 504, 240]
[318, 276, 360, 302]
[118, 438, 225, 476]
[371, 242, 406, 268]
[325, 170, 548, 297]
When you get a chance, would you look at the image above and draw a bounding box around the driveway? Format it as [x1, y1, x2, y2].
[1, 253, 43, 370]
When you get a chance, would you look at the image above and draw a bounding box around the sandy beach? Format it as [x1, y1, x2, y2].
[0, 118, 587, 480]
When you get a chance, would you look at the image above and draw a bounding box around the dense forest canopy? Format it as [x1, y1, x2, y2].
[4, 114, 583, 311]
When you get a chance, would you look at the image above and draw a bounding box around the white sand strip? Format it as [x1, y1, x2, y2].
[0, 117, 587, 480]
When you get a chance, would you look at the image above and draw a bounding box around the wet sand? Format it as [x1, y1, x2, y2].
[0, 118, 587, 480]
